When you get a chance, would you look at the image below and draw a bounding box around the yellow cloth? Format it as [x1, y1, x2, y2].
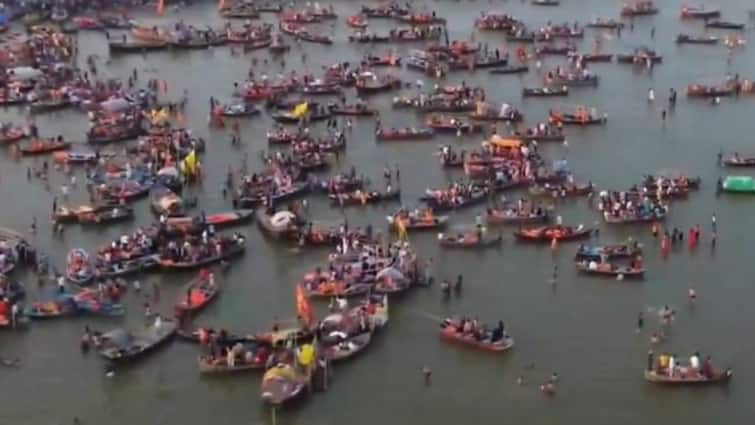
[298, 344, 315, 367]
[292, 102, 309, 119]
[184, 149, 197, 176]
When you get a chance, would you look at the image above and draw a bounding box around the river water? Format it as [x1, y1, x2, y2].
[2, 0, 755, 424]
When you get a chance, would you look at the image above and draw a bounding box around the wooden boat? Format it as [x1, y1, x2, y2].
[329, 104, 377, 116]
[568, 52, 614, 62]
[575, 261, 645, 278]
[616, 52, 663, 64]
[239, 183, 310, 208]
[426, 116, 482, 134]
[440, 318, 514, 353]
[489, 65, 529, 75]
[87, 126, 143, 144]
[705, 21, 744, 30]
[300, 83, 341, 96]
[687, 84, 734, 98]
[485, 206, 550, 225]
[549, 112, 606, 126]
[0, 128, 26, 145]
[586, 19, 624, 29]
[723, 156, 755, 167]
[303, 280, 372, 298]
[220, 4, 260, 19]
[66, 248, 94, 286]
[523, 86, 569, 97]
[536, 44, 576, 56]
[260, 344, 317, 405]
[54, 204, 116, 223]
[19, 139, 70, 156]
[109, 40, 168, 53]
[532, 0, 559, 5]
[175, 269, 220, 315]
[361, 4, 410, 18]
[644, 369, 732, 385]
[438, 232, 503, 249]
[198, 339, 272, 373]
[220, 103, 261, 117]
[680, 6, 720, 20]
[603, 209, 667, 223]
[396, 13, 446, 25]
[514, 225, 592, 242]
[158, 238, 246, 270]
[97, 318, 177, 363]
[272, 110, 331, 124]
[349, 32, 390, 43]
[150, 186, 184, 217]
[387, 210, 449, 231]
[422, 188, 489, 212]
[355, 77, 402, 95]
[506, 33, 536, 43]
[97, 255, 160, 279]
[676, 34, 719, 45]
[323, 332, 372, 362]
[165, 210, 254, 235]
[620, 2, 659, 17]
[529, 183, 593, 197]
[548, 74, 599, 87]
[376, 128, 434, 141]
[25, 298, 78, 319]
[347, 14, 368, 28]
[575, 243, 642, 261]
[448, 56, 508, 70]
[255, 208, 300, 239]
[297, 30, 333, 45]
[329, 189, 400, 207]
[78, 205, 134, 225]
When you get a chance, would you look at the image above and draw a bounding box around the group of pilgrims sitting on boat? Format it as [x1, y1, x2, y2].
[646, 352, 731, 384]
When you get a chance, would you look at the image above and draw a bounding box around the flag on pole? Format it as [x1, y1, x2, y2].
[296, 284, 315, 327]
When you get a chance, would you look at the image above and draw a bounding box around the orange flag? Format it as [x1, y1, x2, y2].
[296, 284, 314, 327]
[157, 0, 165, 16]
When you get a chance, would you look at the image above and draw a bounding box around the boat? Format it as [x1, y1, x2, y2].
[150, 186, 184, 217]
[723, 156, 755, 167]
[66, 249, 93, 286]
[322, 332, 372, 362]
[220, 103, 261, 117]
[514, 225, 592, 242]
[586, 19, 624, 29]
[575, 243, 643, 261]
[549, 111, 607, 126]
[616, 51, 663, 64]
[260, 343, 317, 405]
[303, 280, 373, 298]
[440, 318, 514, 353]
[532, 0, 559, 5]
[109, 40, 168, 53]
[438, 232, 503, 249]
[620, 1, 659, 17]
[548, 74, 599, 87]
[78, 205, 134, 225]
[158, 237, 246, 270]
[198, 339, 272, 373]
[164, 210, 254, 235]
[220, 4, 260, 19]
[575, 260, 645, 278]
[396, 13, 446, 25]
[238, 183, 310, 208]
[720, 176, 755, 193]
[603, 208, 668, 223]
[567, 52, 614, 62]
[529, 182, 594, 197]
[645, 354, 732, 385]
[175, 269, 220, 316]
[422, 188, 489, 211]
[272, 110, 331, 124]
[705, 21, 745, 30]
[97, 255, 160, 279]
[680, 6, 720, 19]
[347, 14, 368, 28]
[489, 65, 529, 75]
[0, 128, 26, 145]
[19, 139, 71, 156]
[387, 209, 449, 232]
[376, 128, 434, 141]
[676, 34, 719, 45]
[87, 126, 143, 144]
[25, 297, 79, 319]
[348, 31, 390, 43]
[426, 116, 482, 134]
[361, 4, 410, 18]
[355, 76, 402, 95]
[485, 206, 551, 225]
[329, 104, 378, 116]
[97, 317, 177, 363]
[686, 84, 734, 98]
[255, 208, 301, 239]
[329, 189, 401, 207]
[523, 86, 569, 97]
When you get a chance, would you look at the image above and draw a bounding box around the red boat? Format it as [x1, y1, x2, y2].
[19, 139, 71, 155]
[347, 14, 368, 28]
[376, 127, 434, 141]
[175, 269, 220, 315]
[514, 225, 592, 242]
[0, 128, 26, 145]
[440, 318, 514, 353]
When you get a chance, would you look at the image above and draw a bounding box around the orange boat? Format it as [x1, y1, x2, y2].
[175, 269, 220, 315]
[132, 25, 167, 42]
[347, 14, 368, 28]
[440, 318, 514, 353]
[514, 225, 592, 242]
